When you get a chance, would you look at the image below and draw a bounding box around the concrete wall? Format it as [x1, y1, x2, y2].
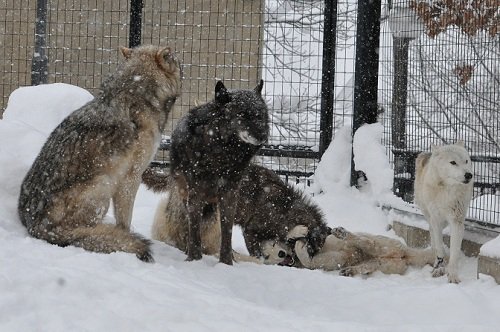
[390, 211, 500, 283]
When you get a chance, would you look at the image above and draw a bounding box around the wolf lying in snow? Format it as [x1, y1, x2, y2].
[264, 225, 435, 276]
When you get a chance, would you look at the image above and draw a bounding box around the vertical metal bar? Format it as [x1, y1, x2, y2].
[391, 36, 412, 201]
[350, 0, 382, 187]
[318, 0, 338, 158]
[129, 0, 144, 48]
[391, 37, 411, 173]
[31, 0, 48, 85]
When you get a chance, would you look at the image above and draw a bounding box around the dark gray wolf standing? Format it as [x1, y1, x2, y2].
[414, 141, 474, 283]
[18, 45, 182, 262]
[142, 163, 331, 263]
[170, 82, 269, 264]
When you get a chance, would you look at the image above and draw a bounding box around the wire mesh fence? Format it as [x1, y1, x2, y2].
[0, 0, 36, 116]
[0, 0, 130, 117]
[1, 0, 499, 226]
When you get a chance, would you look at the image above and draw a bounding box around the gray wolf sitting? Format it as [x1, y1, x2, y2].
[18, 45, 182, 261]
[265, 225, 435, 277]
[169, 81, 269, 265]
[142, 163, 331, 263]
[414, 141, 474, 283]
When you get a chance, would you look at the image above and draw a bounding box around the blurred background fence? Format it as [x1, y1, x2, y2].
[1, 0, 498, 226]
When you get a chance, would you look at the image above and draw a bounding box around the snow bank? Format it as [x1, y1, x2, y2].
[0, 83, 93, 234]
[353, 123, 394, 196]
[313, 126, 352, 192]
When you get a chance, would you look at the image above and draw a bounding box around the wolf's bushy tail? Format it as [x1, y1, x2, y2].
[141, 167, 173, 193]
[29, 223, 154, 262]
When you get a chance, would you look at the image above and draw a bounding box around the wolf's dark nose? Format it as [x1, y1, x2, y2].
[465, 172, 473, 180]
[278, 250, 286, 258]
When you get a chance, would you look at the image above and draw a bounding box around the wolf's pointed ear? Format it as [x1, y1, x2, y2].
[157, 47, 180, 73]
[215, 81, 231, 104]
[254, 79, 264, 95]
[455, 140, 465, 147]
[120, 46, 133, 60]
[159, 47, 173, 62]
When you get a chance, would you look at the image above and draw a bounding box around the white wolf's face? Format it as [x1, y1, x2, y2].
[261, 240, 295, 266]
[431, 143, 473, 185]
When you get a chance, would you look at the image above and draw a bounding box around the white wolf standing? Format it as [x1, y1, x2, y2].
[414, 141, 474, 283]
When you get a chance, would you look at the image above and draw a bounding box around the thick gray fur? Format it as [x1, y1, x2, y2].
[18, 45, 182, 262]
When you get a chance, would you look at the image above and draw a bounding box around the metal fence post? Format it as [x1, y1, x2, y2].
[350, 0, 382, 187]
[31, 0, 48, 85]
[318, 0, 338, 158]
[388, 4, 423, 201]
[129, 0, 144, 48]
[391, 37, 410, 161]
[391, 36, 412, 201]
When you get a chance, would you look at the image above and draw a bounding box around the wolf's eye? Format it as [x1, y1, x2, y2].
[450, 161, 457, 165]
[466, 160, 469, 164]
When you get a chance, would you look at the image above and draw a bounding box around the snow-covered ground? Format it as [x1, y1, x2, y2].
[1, 84, 500, 332]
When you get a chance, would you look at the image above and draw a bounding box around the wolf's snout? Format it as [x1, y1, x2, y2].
[464, 172, 473, 183]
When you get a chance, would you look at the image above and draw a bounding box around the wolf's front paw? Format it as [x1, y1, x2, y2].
[431, 266, 446, 278]
[137, 248, 155, 263]
[431, 256, 446, 277]
[287, 225, 308, 240]
[447, 272, 461, 284]
[186, 249, 203, 261]
[331, 227, 348, 239]
[339, 267, 355, 277]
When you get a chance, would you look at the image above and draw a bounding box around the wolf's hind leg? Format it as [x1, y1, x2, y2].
[340, 258, 406, 276]
[339, 261, 378, 277]
[71, 224, 153, 262]
[28, 222, 153, 262]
